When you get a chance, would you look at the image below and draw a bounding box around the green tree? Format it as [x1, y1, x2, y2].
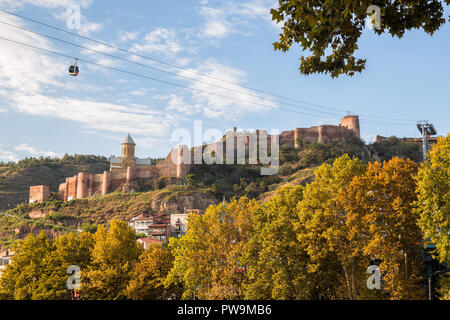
[0, 231, 95, 300]
[244, 186, 312, 299]
[33, 232, 94, 300]
[345, 157, 425, 299]
[272, 0, 448, 77]
[296, 154, 367, 299]
[126, 244, 181, 300]
[416, 135, 450, 263]
[166, 197, 259, 299]
[82, 220, 143, 300]
[80, 223, 98, 234]
[415, 135, 450, 299]
[185, 174, 197, 187]
[439, 276, 450, 300]
[0, 231, 52, 300]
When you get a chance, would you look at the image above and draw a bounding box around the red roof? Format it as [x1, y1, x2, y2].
[131, 212, 151, 219]
[137, 238, 163, 247]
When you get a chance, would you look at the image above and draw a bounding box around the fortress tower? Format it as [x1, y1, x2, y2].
[340, 115, 360, 140]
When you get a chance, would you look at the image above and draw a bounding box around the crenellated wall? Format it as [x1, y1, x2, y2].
[279, 116, 360, 148]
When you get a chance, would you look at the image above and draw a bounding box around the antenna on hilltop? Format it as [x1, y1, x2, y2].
[417, 121, 437, 161]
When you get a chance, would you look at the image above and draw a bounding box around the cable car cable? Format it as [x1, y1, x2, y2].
[0, 19, 348, 118]
[0, 35, 350, 121]
[0, 8, 418, 123]
[0, 35, 414, 126]
[0, 19, 416, 125]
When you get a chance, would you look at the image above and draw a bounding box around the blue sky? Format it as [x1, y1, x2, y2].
[0, 0, 448, 161]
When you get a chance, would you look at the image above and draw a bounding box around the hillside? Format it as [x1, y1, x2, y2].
[0, 138, 424, 249]
[0, 155, 110, 211]
[0, 186, 218, 248]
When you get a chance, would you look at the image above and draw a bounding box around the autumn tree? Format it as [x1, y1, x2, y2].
[126, 244, 181, 300]
[166, 197, 259, 300]
[271, 0, 449, 77]
[345, 157, 425, 299]
[415, 135, 450, 299]
[0, 231, 53, 300]
[32, 232, 94, 300]
[82, 220, 143, 300]
[0, 231, 94, 300]
[416, 135, 450, 263]
[296, 154, 367, 299]
[244, 186, 309, 299]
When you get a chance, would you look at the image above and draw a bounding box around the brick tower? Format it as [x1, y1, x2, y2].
[340, 115, 361, 139]
[121, 134, 136, 169]
[122, 134, 136, 158]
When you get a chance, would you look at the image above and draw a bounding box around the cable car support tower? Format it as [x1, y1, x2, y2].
[417, 121, 437, 161]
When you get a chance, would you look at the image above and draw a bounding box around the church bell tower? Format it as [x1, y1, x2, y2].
[121, 134, 136, 159]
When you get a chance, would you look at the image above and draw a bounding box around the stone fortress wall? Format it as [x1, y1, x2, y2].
[280, 115, 360, 147]
[48, 135, 192, 202]
[29, 116, 360, 203]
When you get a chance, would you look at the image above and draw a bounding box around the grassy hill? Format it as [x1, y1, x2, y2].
[370, 136, 423, 162]
[0, 155, 110, 211]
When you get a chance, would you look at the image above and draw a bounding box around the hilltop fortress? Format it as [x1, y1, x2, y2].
[30, 134, 192, 203]
[29, 116, 360, 203]
[280, 115, 360, 146]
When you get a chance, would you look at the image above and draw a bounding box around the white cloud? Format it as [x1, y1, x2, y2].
[198, 7, 231, 38]
[0, 108, 7, 113]
[129, 89, 149, 96]
[0, 0, 92, 10]
[48, 2, 101, 36]
[197, 0, 278, 39]
[118, 31, 139, 42]
[0, 1, 280, 157]
[79, 42, 118, 64]
[131, 28, 182, 56]
[0, 13, 184, 146]
[10, 93, 173, 137]
[164, 94, 202, 115]
[14, 144, 59, 158]
[0, 14, 65, 94]
[78, 21, 102, 36]
[0, 145, 18, 162]
[177, 60, 276, 119]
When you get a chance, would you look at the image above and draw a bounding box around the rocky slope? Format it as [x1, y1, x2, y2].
[0, 187, 218, 248]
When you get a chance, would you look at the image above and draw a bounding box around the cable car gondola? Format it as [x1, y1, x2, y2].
[68, 58, 79, 76]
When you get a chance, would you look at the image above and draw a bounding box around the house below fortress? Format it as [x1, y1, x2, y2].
[29, 116, 360, 203]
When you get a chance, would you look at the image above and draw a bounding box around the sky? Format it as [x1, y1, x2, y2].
[0, 0, 448, 161]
